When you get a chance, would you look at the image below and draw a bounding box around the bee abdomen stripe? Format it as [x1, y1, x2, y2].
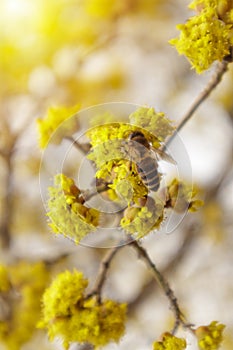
[146, 172, 159, 181]
[138, 158, 157, 171]
[149, 182, 160, 191]
[140, 170, 158, 180]
[147, 176, 160, 186]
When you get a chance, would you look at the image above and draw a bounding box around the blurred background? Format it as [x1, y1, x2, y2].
[0, 0, 233, 349]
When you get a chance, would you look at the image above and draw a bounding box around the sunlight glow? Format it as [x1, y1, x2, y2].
[2, 0, 34, 19]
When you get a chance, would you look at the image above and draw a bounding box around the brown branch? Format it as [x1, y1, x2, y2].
[81, 183, 112, 203]
[0, 147, 15, 249]
[128, 222, 199, 316]
[60, 341, 94, 350]
[77, 343, 94, 350]
[0, 115, 35, 249]
[131, 240, 187, 334]
[164, 60, 229, 149]
[65, 136, 91, 154]
[86, 242, 128, 303]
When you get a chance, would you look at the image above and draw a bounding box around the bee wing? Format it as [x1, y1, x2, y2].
[151, 147, 176, 165]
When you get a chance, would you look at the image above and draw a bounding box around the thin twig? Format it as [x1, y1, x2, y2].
[0, 115, 35, 248]
[65, 136, 91, 154]
[81, 183, 111, 202]
[0, 147, 15, 249]
[127, 222, 199, 316]
[164, 60, 229, 149]
[86, 242, 127, 303]
[77, 343, 94, 350]
[131, 240, 186, 334]
[0, 163, 13, 249]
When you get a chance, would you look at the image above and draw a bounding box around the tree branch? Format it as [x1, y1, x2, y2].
[127, 222, 199, 316]
[86, 242, 128, 303]
[0, 115, 36, 249]
[0, 147, 15, 249]
[164, 60, 229, 149]
[65, 136, 91, 154]
[131, 240, 187, 334]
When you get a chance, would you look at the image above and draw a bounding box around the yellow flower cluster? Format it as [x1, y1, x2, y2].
[195, 321, 225, 350]
[88, 138, 125, 172]
[153, 332, 187, 350]
[41, 106, 203, 241]
[87, 125, 151, 204]
[0, 261, 50, 350]
[87, 122, 135, 147]
[38, 269, 127, 349]
[129, 107, 174, 144]
[107, 160, 148, 203]
[37, 105, 80, 149]
[166, 178, 204, 213]
[87, 107, 174, 205]
[47, 174, 100, 244]
[87, 107, 173, 153]
[170, 0, 233, 73]
[121, 197, 164, 238]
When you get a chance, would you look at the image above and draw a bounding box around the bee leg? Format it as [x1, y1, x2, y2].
[129, 161, 132, 171]
[129, 160, 137, 175]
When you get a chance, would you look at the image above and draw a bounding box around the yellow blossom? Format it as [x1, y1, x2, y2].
[189, 0, 218, 11]
[121, 197, 164, 238]
[59, 173, 83, 205]
[47, 174, 100, 244]
[170, 3, 232, 73]
[112, 179, 134, 204]
[129, 107, 174, 143]
[38, 270, 88, 320]
[37, 105, 80, 149]
[86, 107, 175, 203]
[195, 321, 225, 350]
[153, 332, 187, 350]
[87, 123, 150, 202]
[86, 122, 136, 147]
[107, 160, 148, 203]
[166, 178, 204, 213]
[87, 137, 125, 170]
[86, 106, 173, 150]
[38, 270, 127, 349]
[189, 0, 233, 25]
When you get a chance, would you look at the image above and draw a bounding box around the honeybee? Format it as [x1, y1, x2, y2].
[127, 131, 176, 192]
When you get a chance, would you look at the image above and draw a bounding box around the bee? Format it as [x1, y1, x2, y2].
[127, 131, 176, 192]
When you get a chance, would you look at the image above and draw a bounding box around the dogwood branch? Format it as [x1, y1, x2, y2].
[164, 60, 229, 149]
[86, 241, 129, 303]
[131, 240, 187, 334]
